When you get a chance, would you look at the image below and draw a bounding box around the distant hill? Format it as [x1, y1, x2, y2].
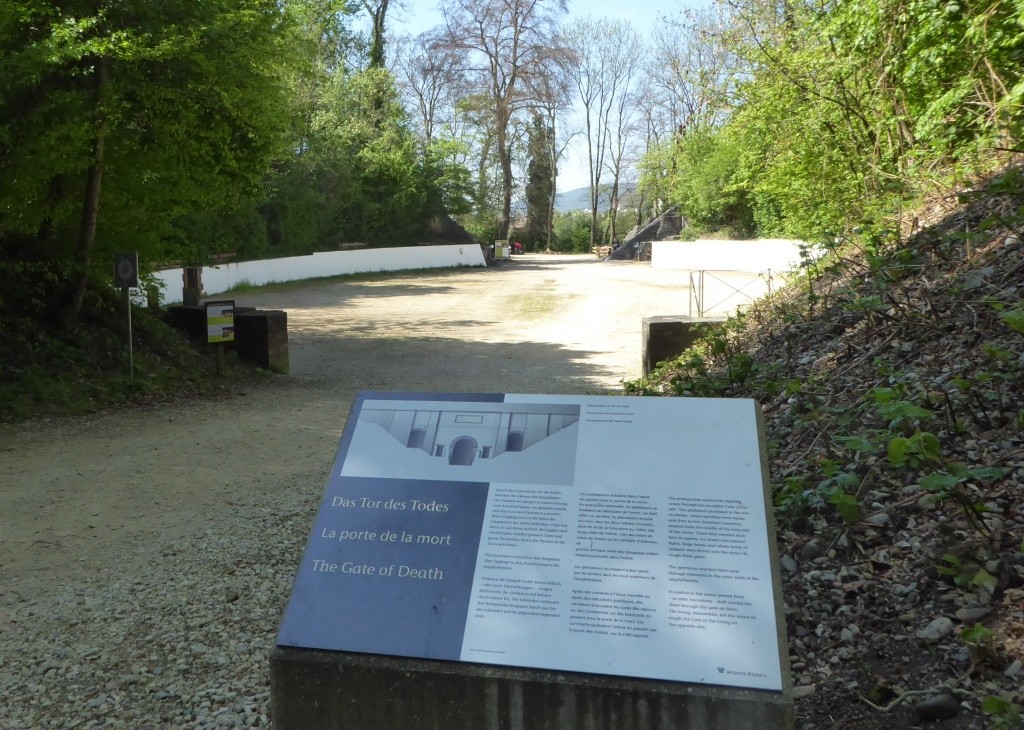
[555, 182, 638, 213]
[554, 186, 592, 212]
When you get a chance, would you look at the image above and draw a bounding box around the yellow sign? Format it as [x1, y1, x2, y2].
[205, 300, 235, 344]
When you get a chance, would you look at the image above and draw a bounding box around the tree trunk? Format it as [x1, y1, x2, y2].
[368, 0, 389, 69]
[496, 117, 513, 239]
[546, 113, 559, 249]
[61, 57, 108, 329]
[587, 119, 598, 248]
[477, 135, 492, 218]
[608, 179, 620, 244]
[546, 148, 556, 248]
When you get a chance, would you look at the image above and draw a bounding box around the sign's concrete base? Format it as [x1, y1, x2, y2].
[270, 646, 794, 730]
[642, 316, 727, 377]
[235, 309, 289, 373]
[164, 305, 287, 372]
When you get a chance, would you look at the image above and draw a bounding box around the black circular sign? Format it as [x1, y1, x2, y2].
[113, 253, 139, 288]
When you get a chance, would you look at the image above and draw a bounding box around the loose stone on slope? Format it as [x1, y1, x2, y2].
[917, 616, 955, 641]
[914, 693, 961, 722]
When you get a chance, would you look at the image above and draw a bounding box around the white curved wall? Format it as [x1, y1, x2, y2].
[651, 239, 807, 272]
[153, 244, 485, 304]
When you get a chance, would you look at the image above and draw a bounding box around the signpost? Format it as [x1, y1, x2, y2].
[113, 253, 139, 378]
[277, 392, 787, 693]
[204, 300, 235, 373]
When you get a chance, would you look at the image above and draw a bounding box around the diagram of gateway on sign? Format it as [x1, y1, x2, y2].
[342, 400, 581, 486]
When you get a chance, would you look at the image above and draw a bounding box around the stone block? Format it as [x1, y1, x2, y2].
[642, 316, 727, 377]
[182, 265, 203, 306]
[270, 647, 794, 730]
[234, 309, 289, 373]
[165, 304, 206, 343]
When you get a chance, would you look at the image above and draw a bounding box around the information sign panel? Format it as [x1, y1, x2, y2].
[205, 300, 235, 344]
[277, 392, 784, 690]
[113, 252, 139, 289]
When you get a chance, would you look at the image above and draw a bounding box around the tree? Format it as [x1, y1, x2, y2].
[647, 6, 737, 137]
[524, 114, 554, 248]
[273, 65, 437, 248]
[392, 31, 466, 144]
[249, 0, 357, 257]
[563, 17, 641, 247]
[0, 0, 294, 325]
[359, 0, 392, 69]
[638, 0, 1023, 241]
[524, 56, 574, 248]
[667, 127, 754, 236]
[449, 93, 503, 237]
[442, 0, 569, 239]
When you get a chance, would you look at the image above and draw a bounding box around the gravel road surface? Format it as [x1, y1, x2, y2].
[0, 254, 707, 728]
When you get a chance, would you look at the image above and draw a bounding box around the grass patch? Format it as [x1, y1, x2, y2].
[504, 290, 566, 320]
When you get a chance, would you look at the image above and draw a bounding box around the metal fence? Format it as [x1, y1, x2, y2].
[687, 269, 792, 318]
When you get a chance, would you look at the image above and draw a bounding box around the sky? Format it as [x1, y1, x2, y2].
[382, 0, 698, 192]
[389, 0, 686, 38]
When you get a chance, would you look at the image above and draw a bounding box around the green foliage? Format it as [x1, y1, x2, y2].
[661, 128, 754, 237]
[869, 386, 934, 429]
[961, 622, 995, 645]
[462, 215, 501, 248]
[1000, 305, 1024, 335]
[552, 211, 594, 253]
[317, 68, 429, 245]
[960, 622, 1002, 668]
[254, 65, 462, 253]
[0, 0, 466, 309]
[0, 266, 260, 421]
[0, 0, 295, 269]
[982, 695, 1023, 730]
[524, 114, 554, 248]
[918, 463, 1009, 497]
[886, 432, 940, 467]
[937, 555, 999, 597]
[639, 0, 1024, 241]
[422, 139, 474, 218]
[827, 487, 861, 525]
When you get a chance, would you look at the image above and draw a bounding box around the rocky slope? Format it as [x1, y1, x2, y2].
[630, 163, 1024, 728]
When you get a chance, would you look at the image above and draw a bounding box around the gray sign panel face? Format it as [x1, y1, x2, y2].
[277, 392, 785, 691]
[113, 252, 139, 289]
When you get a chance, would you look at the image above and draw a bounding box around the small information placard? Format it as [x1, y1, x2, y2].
[205, 300, 235, 344]
[277, 392, 785, 690]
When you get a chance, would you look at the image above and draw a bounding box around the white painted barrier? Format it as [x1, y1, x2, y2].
[651, 239, 807, 272]
[154, 244, 486, 304]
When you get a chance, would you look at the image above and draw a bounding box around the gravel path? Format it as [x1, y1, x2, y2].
[0, 254, 706, 729]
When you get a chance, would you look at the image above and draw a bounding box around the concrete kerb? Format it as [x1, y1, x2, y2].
[642, 316, 728, 377]
[269, 647, 794, 730]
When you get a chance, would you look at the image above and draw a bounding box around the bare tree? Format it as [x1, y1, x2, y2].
[632, 75, 674, 221]
[603, 83, 643, 245]
[563, 17, 642, 249]
[524, 56, 574, 247]
[647, 5, 738, 135]
[442, 0, 569, 239]
[391, 31, 465, 144]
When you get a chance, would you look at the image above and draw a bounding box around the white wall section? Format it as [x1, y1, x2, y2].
[154, 244, 486, 303]
[651, 239, 807, 273]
